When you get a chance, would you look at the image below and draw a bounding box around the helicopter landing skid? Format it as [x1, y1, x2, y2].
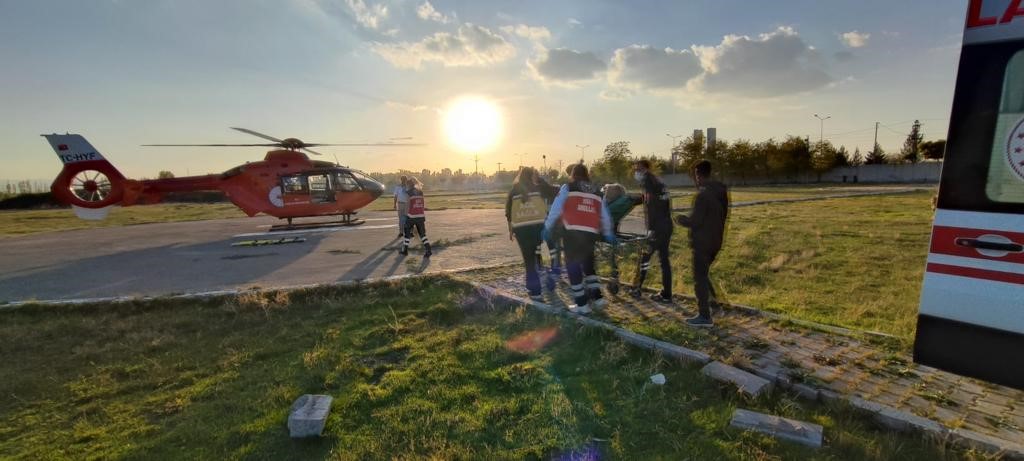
[269, 214, 365, 232]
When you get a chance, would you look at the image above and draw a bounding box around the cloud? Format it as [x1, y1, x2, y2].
[416, 1, 452, 24]
[693, 27, 832, 97]
[500, 24, 551, 44]
[840, 30, 870, 48]
[345, 0, 388, 30]
[568, 18, 582, 28]
[371, 23, 517, 69]
[528, 48, 605, 85]
[599, 88, 634, 100]
[608, 45, 703, 90]
[834, 50, 856, 62]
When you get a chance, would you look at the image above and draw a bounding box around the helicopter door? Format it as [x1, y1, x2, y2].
[307, 174, 335, 203]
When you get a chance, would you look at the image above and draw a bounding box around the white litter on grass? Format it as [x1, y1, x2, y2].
[650, 373, 666, 385]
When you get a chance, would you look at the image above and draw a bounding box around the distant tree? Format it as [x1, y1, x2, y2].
[778, 135, 812, 178]
[920, 140, 946, 160]
[724, 139, 756, 183]
[678, 132, 705, 171]
[901, 120, 924, 163]
[865, 143, 887, 165]
[811, 140, 838, 180]
[157, 170, 175, 179]
[850, 147, 864, 166]
[834, 146, 851, 168]
[591, 141, 633, 184]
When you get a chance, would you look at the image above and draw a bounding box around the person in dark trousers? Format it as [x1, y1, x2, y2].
[630, 159, 674, 303]
[505, 167, 558, 301]
[543, 164, 616, 314]
[393, 175, 409, 238]
[675, 160, 728, 327]
[399, 177, 432, 257]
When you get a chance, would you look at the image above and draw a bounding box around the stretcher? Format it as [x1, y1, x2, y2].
[598, 231, 648, 295]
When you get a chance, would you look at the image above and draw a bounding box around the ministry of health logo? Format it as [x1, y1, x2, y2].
[1008, 117, 1024, 182]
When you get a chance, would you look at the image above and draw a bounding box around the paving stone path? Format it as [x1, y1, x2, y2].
[454, 265, 1024, 456]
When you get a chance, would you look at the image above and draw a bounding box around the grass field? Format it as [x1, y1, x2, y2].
[0, 277, 982, 460]
[611, 190, 935, 342]
[0, 184, 926, 238]
[0, 203, 246, 237]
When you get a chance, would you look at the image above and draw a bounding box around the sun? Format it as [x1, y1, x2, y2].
[443, 96, 503, 152]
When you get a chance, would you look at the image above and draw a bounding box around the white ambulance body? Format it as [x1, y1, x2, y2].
[914, 0, 1024, 389]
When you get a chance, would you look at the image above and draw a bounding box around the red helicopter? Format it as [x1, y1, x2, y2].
[42, 128, 418, 226]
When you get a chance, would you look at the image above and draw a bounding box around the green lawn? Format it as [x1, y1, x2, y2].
[0, 203, 245, 237]
[613, 190, 935, 342]
[0, 277, 980, 460]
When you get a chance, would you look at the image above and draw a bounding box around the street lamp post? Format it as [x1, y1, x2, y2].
[813, 114, 831, 153]
[575, 144, 589, 164]
[667, 133, 683, 174]
[542, 154, 547, 171]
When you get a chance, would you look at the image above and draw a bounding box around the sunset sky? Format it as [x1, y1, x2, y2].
[1, 0, 967, 180]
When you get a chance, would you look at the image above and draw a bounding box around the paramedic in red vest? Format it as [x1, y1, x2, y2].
[400, 177, 432, 257]
[543, 164, 616, 314]
[631, 159, 674, 303]
[505, 167, 558, 301]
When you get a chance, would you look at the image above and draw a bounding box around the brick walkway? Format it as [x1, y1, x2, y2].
[454, 265, 1024, 457]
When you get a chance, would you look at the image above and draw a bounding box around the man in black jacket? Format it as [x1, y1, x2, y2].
[630, 159, 674, 303]
[675, 160, 728, 327]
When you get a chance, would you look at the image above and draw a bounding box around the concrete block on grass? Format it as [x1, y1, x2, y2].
[730, 409, 824, 448]
[288, 394, 333, 438]
[701, 361, 773, 398]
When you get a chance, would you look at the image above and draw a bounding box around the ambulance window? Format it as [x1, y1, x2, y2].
[984, 50, 1024, 204]
[334, 172, 361, 192]
[281, 175, 307, 193]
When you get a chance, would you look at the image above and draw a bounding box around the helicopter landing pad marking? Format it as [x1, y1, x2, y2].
[233, 224, 396, 239]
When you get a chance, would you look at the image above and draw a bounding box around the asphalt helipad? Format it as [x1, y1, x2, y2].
[0, 209, 525, 303]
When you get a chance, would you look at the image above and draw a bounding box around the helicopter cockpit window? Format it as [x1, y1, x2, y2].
[334, 172, 361, 192]
[281, 175, 308, 194]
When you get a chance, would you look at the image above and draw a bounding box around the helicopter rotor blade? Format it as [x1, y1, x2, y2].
[304, 143, 425, 147]
[230, 127, 284, 143]
[142, 143, 281, 147]
[301, 147, 324, 156]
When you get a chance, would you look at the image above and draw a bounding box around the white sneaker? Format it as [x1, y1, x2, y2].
[569, 303, 592, 315]
[591, 298, 608, 310]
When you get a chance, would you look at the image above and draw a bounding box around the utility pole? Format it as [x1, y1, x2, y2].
[873, 121, 880, 155]
[575, 144, 589, 164]
[814, 114, 831, 153]
[497, 162, 502, 172]
[542, 154, 547, 171]
[474, 155, 479, 175]
[667, 133, 683, 174]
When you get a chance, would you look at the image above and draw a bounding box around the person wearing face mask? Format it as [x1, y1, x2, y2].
[630, 159, 674, 303]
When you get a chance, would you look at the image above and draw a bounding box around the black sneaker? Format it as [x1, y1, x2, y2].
[685, 315, 714, 328]
[649, 293, 672, 304]
[424, 247, 433, 257]
[627, 288, 643, 299]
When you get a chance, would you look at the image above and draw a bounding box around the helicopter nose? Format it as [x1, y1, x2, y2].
[362, 177, 385, 198]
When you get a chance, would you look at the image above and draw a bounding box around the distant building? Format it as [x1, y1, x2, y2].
[707, 127, 717, 150]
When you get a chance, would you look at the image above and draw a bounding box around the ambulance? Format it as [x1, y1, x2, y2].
[914, 0, 1024, 389]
